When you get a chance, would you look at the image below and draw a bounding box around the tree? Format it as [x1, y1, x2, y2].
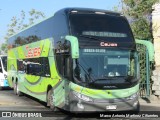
[122, 0, 159, 40]
[0, 9, 45, 54]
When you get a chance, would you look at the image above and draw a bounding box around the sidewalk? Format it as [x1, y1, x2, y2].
[139, 95, 160, 107]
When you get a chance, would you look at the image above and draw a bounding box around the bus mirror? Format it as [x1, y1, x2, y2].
[65, 35, 79, 59]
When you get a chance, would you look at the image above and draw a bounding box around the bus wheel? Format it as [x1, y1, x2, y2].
[47, 89, 57, 111]
[136, 101, 140, 112]
[13, 82, 17, 95]
[132, 101, 140, 113]
[14, 82, 23, 96]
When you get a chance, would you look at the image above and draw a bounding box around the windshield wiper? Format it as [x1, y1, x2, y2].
[124, 75, 135, 83]
[75, 60, 95, 84]
[89, 75, 135, 84]
[89, 77, 117, 84]
[89, 78, 108, 84]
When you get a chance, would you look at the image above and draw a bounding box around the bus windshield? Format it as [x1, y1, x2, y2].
[69, 13, 134, 43]
[73, 49, 138, 89]
[1, 56, 7, 72]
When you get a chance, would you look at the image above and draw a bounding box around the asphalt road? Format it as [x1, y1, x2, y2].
[0, 88, 160, 120]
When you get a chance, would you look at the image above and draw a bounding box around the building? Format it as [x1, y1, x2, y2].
[151, 3, 160, 97]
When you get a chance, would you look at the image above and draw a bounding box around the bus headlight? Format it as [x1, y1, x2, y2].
[73, 91, 93, 102]
[126, 92, 139, 100]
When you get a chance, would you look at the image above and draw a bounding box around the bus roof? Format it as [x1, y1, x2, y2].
[61, 7, 121, 16]
[8, 13, 55, 39]
[8, 7, 123, 39]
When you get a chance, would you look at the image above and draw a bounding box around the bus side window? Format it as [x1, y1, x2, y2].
[55, 53, 72, 79]
[26, 58, 42, 76]
[27, 63, 32, 74]
[64, 55, 71, 79]
[0, 60, 2, 73]
[42, 58, 51, 77]
[17, 59, 25, 73]
[56, 54, 64, 76]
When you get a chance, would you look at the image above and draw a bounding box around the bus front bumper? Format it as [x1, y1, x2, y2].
[69, 92, 139, 112]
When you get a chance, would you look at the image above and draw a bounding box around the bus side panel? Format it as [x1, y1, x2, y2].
[17, 39, 50, 101]
[7, 49, 18, 88]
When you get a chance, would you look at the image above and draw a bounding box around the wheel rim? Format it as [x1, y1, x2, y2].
[14, 83, 17, 93]
[48, 90, 55, 109]
[16, 83, 19, 94]
[49, 93, 53, 106]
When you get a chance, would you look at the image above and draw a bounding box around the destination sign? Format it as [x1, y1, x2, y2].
[82, 31, 127, 38]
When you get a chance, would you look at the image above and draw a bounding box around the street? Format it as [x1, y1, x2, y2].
[0, 89, 160, 120]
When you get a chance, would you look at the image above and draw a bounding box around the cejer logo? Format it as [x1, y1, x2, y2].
[25, 46, 41, 58]
[100, 42, 117, 47]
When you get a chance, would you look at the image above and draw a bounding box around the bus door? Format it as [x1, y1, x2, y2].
[54, 53, 71, 108]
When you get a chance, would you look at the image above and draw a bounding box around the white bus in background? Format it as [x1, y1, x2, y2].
[0, 55, 8, 90]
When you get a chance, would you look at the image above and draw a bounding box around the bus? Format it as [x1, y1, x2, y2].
[7, 8, 152, 112]
[0, 55, 8, 90]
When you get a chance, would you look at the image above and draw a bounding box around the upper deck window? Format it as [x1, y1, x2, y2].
[69, 13, 134, 43]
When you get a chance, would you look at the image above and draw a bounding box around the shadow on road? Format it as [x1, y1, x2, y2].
[141, 97, 151, 103]
[0, 87, 12, 91]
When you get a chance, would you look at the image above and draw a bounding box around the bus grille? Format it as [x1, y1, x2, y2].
[94, 98, 126, 103]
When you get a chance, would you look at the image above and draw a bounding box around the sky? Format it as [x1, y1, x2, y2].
[0, 0, 121, 44]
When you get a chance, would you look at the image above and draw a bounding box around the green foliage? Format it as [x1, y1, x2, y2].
[122, 0, 158, 40]
[131, 17, 152, 40]
[124, 0, 158, 17]
[5, 9, 45, 40]
[1, 43, 7, 54]
[0, 9, 45, 54]
[113, 6, 119, 12]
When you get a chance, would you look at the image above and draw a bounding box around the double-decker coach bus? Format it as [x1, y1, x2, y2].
[7, 8, 152, 111]
[0, 55, 8, 90]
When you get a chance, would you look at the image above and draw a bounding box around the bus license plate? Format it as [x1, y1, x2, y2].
[106, 105, 117, 110]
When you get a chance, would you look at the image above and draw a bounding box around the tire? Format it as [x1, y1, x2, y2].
[133, 101, 140, 113]
[13, 82, 17, 95]
[0, 87, 2, 90]
[136, 101, 140, 112]
[47, 89, 58, 111]
[14, 81, 23, 96]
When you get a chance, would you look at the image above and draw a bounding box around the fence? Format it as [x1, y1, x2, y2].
[136, 40, 154, 98]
